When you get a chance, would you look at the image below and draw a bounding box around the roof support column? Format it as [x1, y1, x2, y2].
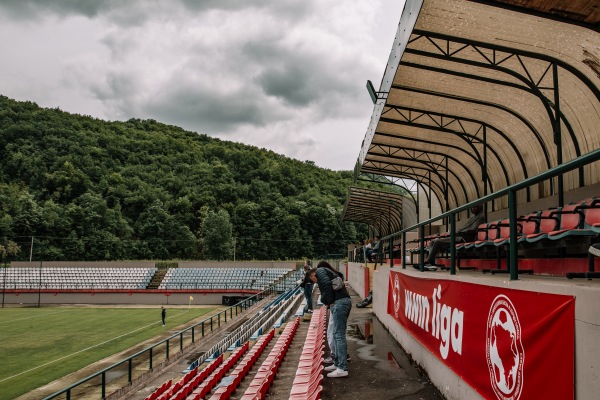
[388, 203, 393, 268]
[418, 224, 425, 272]
[445, 156, 449, 222]
[553, 62, 564, 207]
[483, 125, 489, 214]
[402, 232, 406, 269]
[428, 171, 432, 219]
[416, 184, 420, 223]
[509, 190, 519, 280]
[449, 212, 456, 275]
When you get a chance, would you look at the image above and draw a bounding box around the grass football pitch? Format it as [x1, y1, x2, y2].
[0, 306, 217, 400]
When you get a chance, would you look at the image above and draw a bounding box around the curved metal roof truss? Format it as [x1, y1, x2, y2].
[341, 187, 410, 237]
[359, 0, 600, 212]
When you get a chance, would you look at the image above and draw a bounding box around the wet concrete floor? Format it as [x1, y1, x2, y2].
[319, 289, 444, 400]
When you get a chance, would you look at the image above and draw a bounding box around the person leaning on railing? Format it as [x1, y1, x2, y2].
[307, 261, 351, 378]
[424, 205, 485, 270]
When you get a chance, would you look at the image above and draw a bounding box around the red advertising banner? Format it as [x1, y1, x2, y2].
[387, 271, 574, 400]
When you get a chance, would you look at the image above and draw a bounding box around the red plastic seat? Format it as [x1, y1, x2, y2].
[586, 201, 600, 232]
[240, 320, 300, 399]
[516, 213, 539, 244]
[548, 203, 585, 239]
[474, 221, 500, 248]
[289, 308, 326, 400]
[525, 209, 559, 243]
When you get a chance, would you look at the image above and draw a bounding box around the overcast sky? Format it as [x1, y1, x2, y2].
[0, 0, 404, 170]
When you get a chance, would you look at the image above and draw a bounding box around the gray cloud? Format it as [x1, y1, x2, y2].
[258, 63, 316, 106]
[89, 72, 143, 115]
[243, 36, 369, 114]
[181, 0, 315, 17]
[143, 84, 285, 133]
[0, 0, 111, 19]
[0, 0, 315, 25]
[0, 0, 403, 169]
[0, 0, 179, 27]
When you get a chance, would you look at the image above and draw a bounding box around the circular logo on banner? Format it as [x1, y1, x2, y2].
[391, 274, 401, 318]
[486, 294, 525, 400]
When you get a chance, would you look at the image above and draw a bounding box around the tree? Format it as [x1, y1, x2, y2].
[0, 240, 21, 261]
[201, 209, 233, 261]
[1, 239, 21, 307]
[0, 95, 376, 261]
[231, 202, 261, 260]
[134, 201, 197, 260]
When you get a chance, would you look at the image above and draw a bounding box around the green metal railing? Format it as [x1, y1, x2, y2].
[382, 149, 600, 280]
[43, 285, 278, 400]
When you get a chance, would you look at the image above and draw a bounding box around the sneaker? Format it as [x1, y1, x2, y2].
[424, 264, 438, 271]
[306, 310, 313, 313]
[324, 364, 337, 372]
[589, 243, 600, 257]
[322, 356, 334, 364]
[327, 368, 348, 378]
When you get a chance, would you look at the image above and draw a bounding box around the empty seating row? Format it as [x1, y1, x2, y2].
[186, 343, 250, 400]
[407, 197, 599, 270]
[450, 199, 598, 274]
[208, 329, 276, 400]
[289, 307, 326, 400]
[0, 267, 156, 290]
[159, 268, 293, 290]
[279, 269, 304, 291]
[149, 340, 251, 400]
[173, 268, 289, 275]
[406, 232, 449, 254]
[144, 379, 172, 400]
[240, 317, 300, 400]
[153, 365, 202, 400]
[457, 197, 599, 251]
[144, 352, 224, 400]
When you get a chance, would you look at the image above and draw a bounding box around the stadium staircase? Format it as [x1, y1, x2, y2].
[148, 268, 169, 289]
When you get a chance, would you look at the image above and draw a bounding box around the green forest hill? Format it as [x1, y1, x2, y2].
[0, 95, 377, 262]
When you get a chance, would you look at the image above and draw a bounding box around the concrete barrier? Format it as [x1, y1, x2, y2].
[369, 266, 600, 400]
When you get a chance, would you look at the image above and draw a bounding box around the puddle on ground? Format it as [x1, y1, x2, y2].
[347, 317, 428, 380]
[105, 369, 127, 380]
[186, 351, 205, 363]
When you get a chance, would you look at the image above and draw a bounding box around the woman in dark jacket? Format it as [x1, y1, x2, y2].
[307, 261, 351, 378]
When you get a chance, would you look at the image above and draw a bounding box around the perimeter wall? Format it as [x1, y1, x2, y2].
[353, 263, 600, 400]
[1, 291, 255, 306]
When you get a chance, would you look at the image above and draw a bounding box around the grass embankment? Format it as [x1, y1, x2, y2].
[0, 306, 216, 400]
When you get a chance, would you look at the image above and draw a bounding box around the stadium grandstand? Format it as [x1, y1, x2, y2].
[1, 262, 297, 306]
[340, 1, 599, 400]
[1, 265, 156, 290]
[1, 1, 599, 400]
[159, 268, 291, 291]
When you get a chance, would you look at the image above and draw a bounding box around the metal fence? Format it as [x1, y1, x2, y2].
[382, 149, 600, 280]
[42, 282, 283, 400]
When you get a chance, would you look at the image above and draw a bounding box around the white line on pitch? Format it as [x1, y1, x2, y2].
[0, 309, 190, 384]
[0, 309, 71, 325]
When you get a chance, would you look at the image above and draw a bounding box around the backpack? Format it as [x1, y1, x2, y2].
[325, 268, 344, 291]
